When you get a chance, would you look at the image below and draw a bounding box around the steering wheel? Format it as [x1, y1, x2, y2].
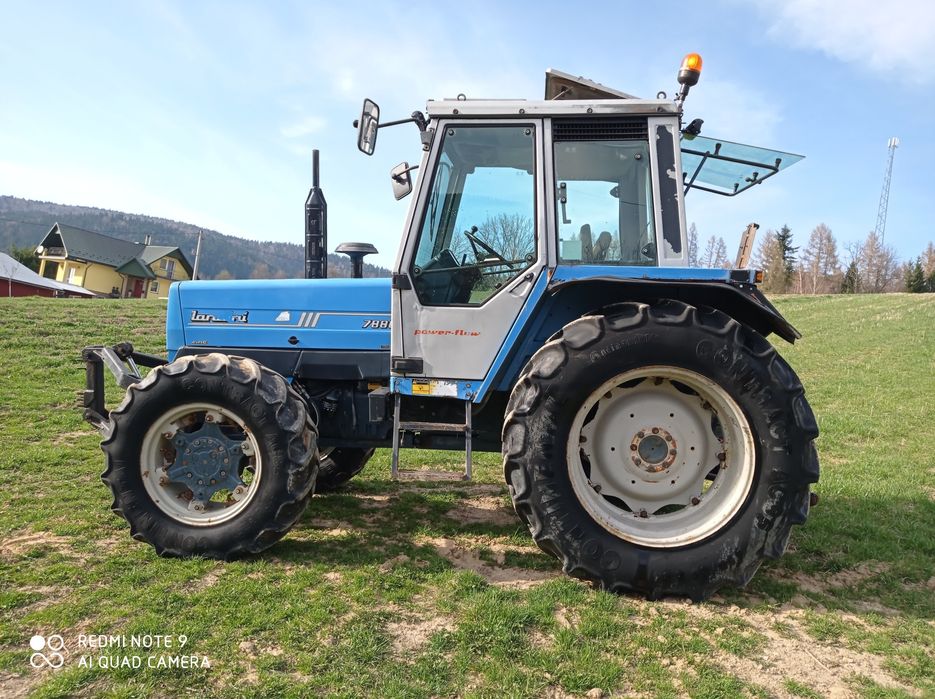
[464, 226, 515, 269]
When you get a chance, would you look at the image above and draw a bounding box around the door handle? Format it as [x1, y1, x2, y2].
[509, 272, 534, 293]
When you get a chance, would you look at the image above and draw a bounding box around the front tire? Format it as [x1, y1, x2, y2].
[101, 353, 318, 559]
[502, 300, 819, 600]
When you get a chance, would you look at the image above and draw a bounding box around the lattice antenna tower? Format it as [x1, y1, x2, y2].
[875, 137, 899, 245]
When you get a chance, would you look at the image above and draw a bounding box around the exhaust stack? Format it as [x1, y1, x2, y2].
[305, 150, 327, 279]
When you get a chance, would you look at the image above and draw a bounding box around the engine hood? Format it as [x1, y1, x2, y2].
[166, 278, 391, 358]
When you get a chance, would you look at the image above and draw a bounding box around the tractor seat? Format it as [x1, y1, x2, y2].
[592, 231, 612, 262]
[580, 224, 594, 262]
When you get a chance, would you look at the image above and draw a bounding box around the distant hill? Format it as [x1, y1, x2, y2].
[0, 196, 391, 280]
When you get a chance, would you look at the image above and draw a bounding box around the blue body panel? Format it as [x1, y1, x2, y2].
[551, 265, 752, 283]
[166, 278, 391, 360]
[166, 267, 760, 399]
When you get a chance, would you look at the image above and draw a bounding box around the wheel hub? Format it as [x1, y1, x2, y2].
[165, 422, 246, 503]
[631, 428, 676, 473]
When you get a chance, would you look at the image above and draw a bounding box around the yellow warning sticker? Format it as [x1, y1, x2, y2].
[411, 380, 432, 395]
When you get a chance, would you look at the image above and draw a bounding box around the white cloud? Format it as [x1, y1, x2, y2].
[750, 0, 935, 84]
[279, 116, 327, 139]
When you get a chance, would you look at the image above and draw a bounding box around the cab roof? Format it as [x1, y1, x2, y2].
[426, 68, 678, 119]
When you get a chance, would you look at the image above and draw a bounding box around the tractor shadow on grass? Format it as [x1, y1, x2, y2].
[274, 485, 935, 618]
[268, 481, 562, 588]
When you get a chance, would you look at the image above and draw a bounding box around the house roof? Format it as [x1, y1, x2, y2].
[0, 252, 95, 296]
[115, 257, 157, 279]
[38, 223, 192, 276]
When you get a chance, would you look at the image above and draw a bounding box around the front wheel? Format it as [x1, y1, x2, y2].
[101, 353, 317, 559]
[502, 300, 819, 600]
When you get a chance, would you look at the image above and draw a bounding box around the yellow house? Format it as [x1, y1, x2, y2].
[35, 223, 192, 298]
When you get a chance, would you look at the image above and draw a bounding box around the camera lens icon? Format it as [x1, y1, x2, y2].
[29, 634, 65, 669]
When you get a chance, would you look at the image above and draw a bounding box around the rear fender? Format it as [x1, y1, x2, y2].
[550, 277, 799, 343]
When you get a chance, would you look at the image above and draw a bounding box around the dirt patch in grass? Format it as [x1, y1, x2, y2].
[681, 601, 918, 697]
[49, 429, 96, 446]
[445, 495, 517, 527]
[386, 615, 455, 654]
[0, 530, 81, 561]
[419, 536, 557, 588]
[779, 561, 890, 595]
[0, 670, 40, 699]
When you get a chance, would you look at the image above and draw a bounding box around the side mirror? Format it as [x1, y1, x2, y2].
[357, 99, 380, 155]
[390, 161, 414, 200]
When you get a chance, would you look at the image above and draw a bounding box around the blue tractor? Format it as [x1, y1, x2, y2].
[82, 56, 818, 600]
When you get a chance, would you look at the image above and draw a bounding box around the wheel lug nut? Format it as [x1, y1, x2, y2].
[651, 427, 659, 434]
[187, 472, 193, 478]
[633, 458, 642, 466]
[691, 496, 700, 505]
[669, 449, 677, 456]
[637, 431, 645, 438]
[630, 444, 637, 451]
[579, 435, 587, 443]
[638, 509, 648, 518]
[717, 452, 726, 461]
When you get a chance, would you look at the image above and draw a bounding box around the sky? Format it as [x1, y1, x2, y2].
[1, 0, 933, 269]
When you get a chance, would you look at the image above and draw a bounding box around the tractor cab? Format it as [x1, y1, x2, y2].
[356, 64, 803, 398]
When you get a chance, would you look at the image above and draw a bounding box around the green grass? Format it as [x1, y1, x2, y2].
[0, 294, 933, 698]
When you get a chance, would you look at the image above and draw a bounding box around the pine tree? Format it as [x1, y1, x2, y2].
[687, 223, 699, 267]
[776, 225, 797, 287]
[905, 258, 926, 292]
[841, 261, 859, 293]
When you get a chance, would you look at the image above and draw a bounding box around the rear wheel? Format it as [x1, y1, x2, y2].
[502, 300, 819, 600]
[315, 447, 375, 492]
[101, 353, 317, 559]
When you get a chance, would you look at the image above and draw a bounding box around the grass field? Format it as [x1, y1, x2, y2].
[0, 294, 933, 698]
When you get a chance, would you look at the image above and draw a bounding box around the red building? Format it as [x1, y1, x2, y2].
[0, 252, 94, 298]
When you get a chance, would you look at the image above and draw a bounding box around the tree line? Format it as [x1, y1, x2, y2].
[687, 223, 935, 294]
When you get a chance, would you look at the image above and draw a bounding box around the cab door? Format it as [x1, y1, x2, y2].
[391, 120, 545, 382]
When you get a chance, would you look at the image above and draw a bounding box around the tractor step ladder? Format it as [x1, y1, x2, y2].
[391, 392, 472, 481]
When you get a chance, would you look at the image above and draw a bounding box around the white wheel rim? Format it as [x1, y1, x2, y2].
[566, 366, 755, 547]
[140, 402, 263, 526]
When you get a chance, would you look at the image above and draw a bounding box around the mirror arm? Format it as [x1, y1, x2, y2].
[391, 164, 420, 183]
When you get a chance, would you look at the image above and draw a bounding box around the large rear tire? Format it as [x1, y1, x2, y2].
[101, 353, 317, 559]
[502, 300, 819, 600]
[315, 448, 375, 492]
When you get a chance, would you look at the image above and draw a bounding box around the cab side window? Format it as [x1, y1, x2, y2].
[411, 125, 536, 305]
[553, 119, 657, 266]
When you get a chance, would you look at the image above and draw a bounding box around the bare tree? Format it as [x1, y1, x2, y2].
[450, 213, 534, 264]
[688, 223, 699, 267]
[856, 231, 899, 293]
[922, 241, 935, 278]
[799, 223, 841, 294]
[714, 237, 729, 268]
